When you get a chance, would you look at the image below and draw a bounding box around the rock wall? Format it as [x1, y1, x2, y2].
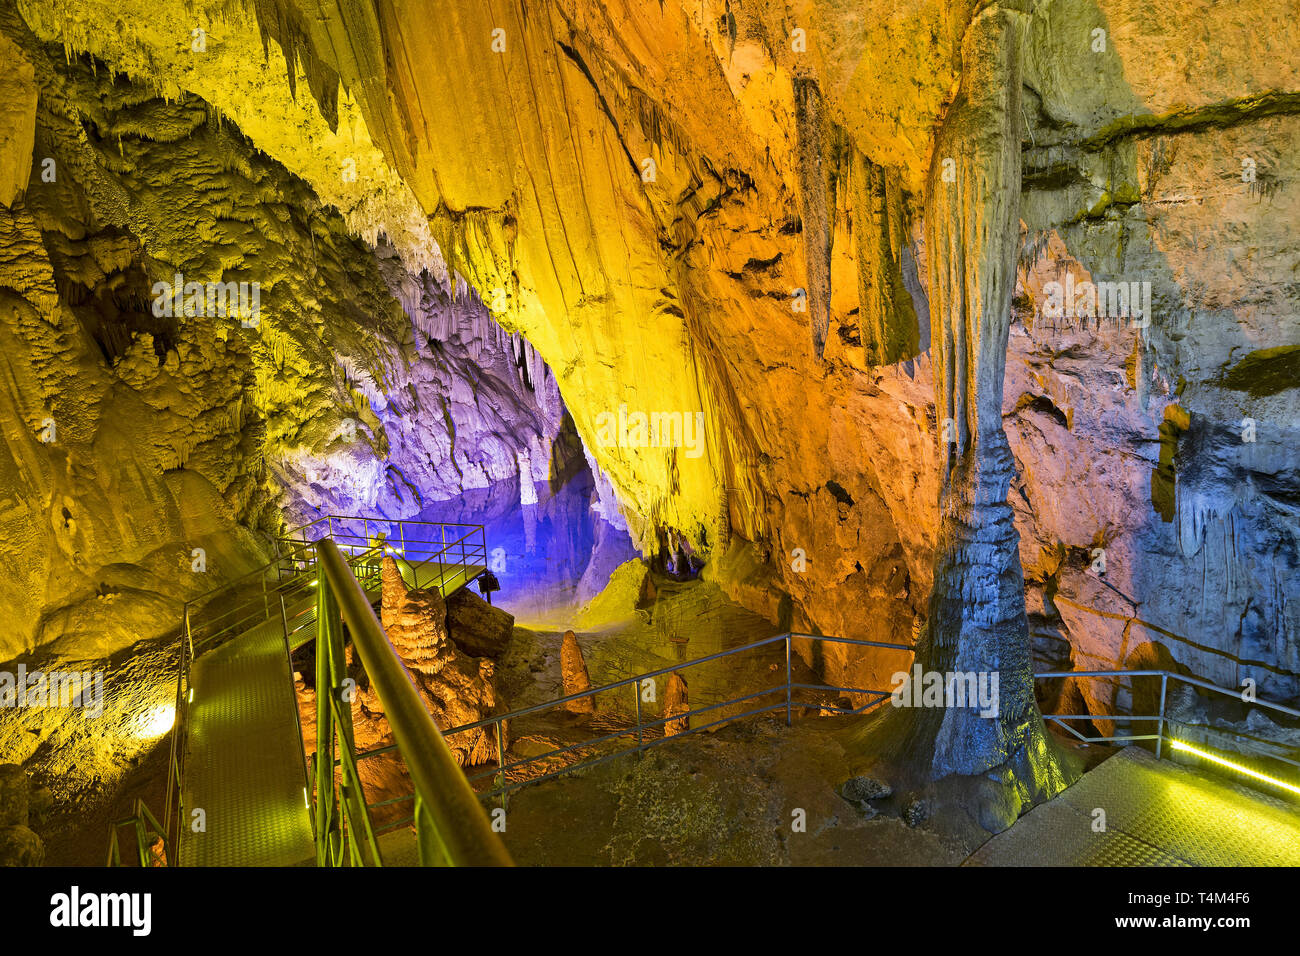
[2, 0, 1296, 714]
[0, 9, 562, 666]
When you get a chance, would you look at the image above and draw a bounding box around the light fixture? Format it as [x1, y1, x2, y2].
[134, 704, 176, 739]
[1169, 739, 1300, 797]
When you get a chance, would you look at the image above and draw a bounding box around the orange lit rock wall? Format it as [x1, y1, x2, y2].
[3, 0, 1298, 705]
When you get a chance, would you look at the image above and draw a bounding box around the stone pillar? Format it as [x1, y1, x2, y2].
[663, 672, 689, 737]
[907, 3, 1075, 826]
[560, 630, 594, 714]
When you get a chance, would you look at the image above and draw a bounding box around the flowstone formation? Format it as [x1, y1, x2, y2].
[0, 6, 559, 667]
[0, 0, 1296, 843]
[370, 557, 506, 767]
[0, 5, 561, 817]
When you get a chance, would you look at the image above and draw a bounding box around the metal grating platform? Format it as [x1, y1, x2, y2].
[180, 616, 315, 867]
[177, 558, 484, 866]
[394, 559, 486, 595]
[965, 746, 1300, 866]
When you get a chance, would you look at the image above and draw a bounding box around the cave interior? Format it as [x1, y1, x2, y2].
[0, 0, 1297, 870]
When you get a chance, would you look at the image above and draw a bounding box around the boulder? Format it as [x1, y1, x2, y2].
[0, 764, 28, 828]
[446, 588, 514, 658]
[0, 825, 43, 867]
[839, 775, 893, 810]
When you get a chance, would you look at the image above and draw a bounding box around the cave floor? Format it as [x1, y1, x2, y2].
[965, 746, 1300, 866]
[387, 714, 977, 866]
[374, 572, 980, 866]
[56, 566, 1300, 868]
[479, 573, 843, 795]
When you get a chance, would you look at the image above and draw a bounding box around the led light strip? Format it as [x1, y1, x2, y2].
[1170, 739, 1300, 796]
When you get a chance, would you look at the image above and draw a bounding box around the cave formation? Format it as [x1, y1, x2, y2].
[0, 0, 1297, 872]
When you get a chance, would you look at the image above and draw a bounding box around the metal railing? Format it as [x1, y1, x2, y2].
[161, 539, 381, 861]
[1035, 668, 1300, 792]
[106, 799, 168, 867]
[351, 644, 1300, 834]
[312, 538, 512, 866]
[279, 516, 488, 597]
[353, 632, 915, 834]
[159, 516, 489, 864]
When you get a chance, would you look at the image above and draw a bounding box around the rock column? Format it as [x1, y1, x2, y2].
[908, 3, 1075, 827]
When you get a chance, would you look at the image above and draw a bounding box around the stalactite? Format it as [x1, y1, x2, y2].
[852, 153, 920, 366]
[793, 76, 831, 361]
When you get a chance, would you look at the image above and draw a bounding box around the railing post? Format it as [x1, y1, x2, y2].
[634, 683, 643, 753]
[785, 635, 793, 727]
[495, 720, 508, 811]
[134, 816, 149, 869]
[314, 565, 340, 867]
[437, 527, 445, 590]
[1156, 672, 1168, 760]
[399, 521, 407, 559]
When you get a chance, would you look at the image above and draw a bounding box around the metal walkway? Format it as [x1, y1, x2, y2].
[181, 614, 315, 866]
[392, 558, 486, 594]
[965, 746, 1300, 866]
[177, 550, 484, 866]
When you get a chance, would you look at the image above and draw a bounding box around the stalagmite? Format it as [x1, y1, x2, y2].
[663, 672, 689, 737]
[560, 630, 595, 714]
[518, 448, 538, 506]
[373, 557, 504, 765]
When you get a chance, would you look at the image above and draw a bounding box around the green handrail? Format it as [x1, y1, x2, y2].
[314, 538, 512, 867]
[107, 799, 169, 867]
